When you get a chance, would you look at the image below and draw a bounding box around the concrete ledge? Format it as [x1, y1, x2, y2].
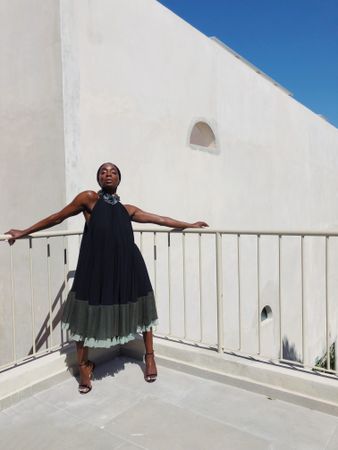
[1, 337, 338, 415]
[123, 337, 338, 416]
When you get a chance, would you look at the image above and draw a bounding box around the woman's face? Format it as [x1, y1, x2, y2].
[98, 163, 120, 190]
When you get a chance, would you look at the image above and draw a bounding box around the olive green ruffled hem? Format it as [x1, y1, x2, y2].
[62, 319, 158, 348]
[61, 290, 158, 348]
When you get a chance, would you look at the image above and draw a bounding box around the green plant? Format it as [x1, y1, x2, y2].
[314, 342, 336, 371]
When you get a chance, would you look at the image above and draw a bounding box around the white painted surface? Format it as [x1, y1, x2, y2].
[60, 0, 338, 229]
[0, 0, 66, 362]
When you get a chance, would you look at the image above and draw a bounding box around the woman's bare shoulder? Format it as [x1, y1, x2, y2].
[76, 190, 99, 201]
[70, 191, 99, 212]
[86, 190, 99, 198]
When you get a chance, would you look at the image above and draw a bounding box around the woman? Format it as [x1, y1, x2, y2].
[5, 162, 208, 394]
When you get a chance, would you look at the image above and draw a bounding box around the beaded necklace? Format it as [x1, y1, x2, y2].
[99, 190, 120, 205]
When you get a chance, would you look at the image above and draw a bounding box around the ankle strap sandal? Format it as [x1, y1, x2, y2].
[144, 352, 157, 383]
[78, 360, 96, 394]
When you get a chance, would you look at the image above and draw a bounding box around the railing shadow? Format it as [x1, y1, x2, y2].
[282, 337, 302, 363]
[27, 270, 75, 355]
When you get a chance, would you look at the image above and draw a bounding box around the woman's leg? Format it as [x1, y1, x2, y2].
[76, 341, 94, 393]
[76, 341, 88, 365]
[142, 329, 157, 382]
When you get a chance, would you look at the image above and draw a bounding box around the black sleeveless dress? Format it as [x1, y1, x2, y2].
[61, 197, 158, 347]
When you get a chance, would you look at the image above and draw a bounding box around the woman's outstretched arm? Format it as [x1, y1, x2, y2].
[124, 204, 208, 229]
[5, 191, 98, 245]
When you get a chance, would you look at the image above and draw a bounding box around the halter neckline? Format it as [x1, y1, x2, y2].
[98, 190, 120, 206]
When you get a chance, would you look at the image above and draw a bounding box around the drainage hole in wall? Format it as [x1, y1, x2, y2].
[261, 305, 272, 322]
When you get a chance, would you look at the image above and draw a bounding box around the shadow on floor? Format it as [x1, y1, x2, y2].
[64, 351, 146, 384]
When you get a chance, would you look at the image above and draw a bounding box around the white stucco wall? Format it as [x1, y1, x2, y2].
[60, 0, 338, 230]
[0, 0, 66, 363]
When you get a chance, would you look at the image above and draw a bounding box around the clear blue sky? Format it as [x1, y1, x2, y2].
[158, 0, 338, 128]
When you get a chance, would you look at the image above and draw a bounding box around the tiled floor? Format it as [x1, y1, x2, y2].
[1, 356, 338, 450]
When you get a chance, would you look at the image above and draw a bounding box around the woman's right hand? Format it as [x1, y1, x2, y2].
[4, 229, 25, 245]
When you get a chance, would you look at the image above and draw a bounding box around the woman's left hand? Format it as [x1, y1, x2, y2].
[189, 221, 209, 228]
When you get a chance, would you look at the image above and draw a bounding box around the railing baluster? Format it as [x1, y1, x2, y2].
[62, 236, 69, 345]
[78, 233, 81, 252]
[237, 234, 242, 351]
[278, 235, 282, 360]
[198, 233, 203, 342]
[182, 233, 187, 339]
[167, 232, 172, 336]
[10, 245, 16, 362]
[325, 236, 330, 370]
[63, 236, 68, 299]
[301, 236, 305, 365]
[140, 231, 143, 253]
[257, 235, 261, 355]
[216, 232, 224, 353]
[28, 237, 36, 355]
[46, 238, 53, 350]
[153, 232, 157, 299]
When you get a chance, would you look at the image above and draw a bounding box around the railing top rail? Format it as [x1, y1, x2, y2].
[134, 228, 338, 237]
[2, 227, 338, 242]
[0, 230, 83, 241]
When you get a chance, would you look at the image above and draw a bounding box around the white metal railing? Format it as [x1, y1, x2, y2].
[0, 228, 337, 377]
[0, 230, 83, 370]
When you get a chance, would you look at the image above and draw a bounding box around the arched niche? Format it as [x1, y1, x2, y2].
[189, 121, 218, 153]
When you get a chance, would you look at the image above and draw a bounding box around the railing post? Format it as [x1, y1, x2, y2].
[153, 232, 157, 298]
[198, 232, 203, 343]
[215, 232, 224, 353]
[167, 232, 172, 336]
[257, 234, 261, 355]
[325, 236, 330, 371]
[182, 232, 187, 339]
[278, 235, 282, 360]
[237, 234, 241, 350]
[46, 238, 53, 350]
[10, 246, 17, 362]
[29, 237, 36, 355]
[300, 235, 305, 365]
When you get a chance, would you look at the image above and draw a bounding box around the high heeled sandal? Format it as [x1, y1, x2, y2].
[144, 351, 157, 383]
[78, 360, 96, 394]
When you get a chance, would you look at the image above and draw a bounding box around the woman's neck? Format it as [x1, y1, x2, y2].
[101, 187, 116, 195]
